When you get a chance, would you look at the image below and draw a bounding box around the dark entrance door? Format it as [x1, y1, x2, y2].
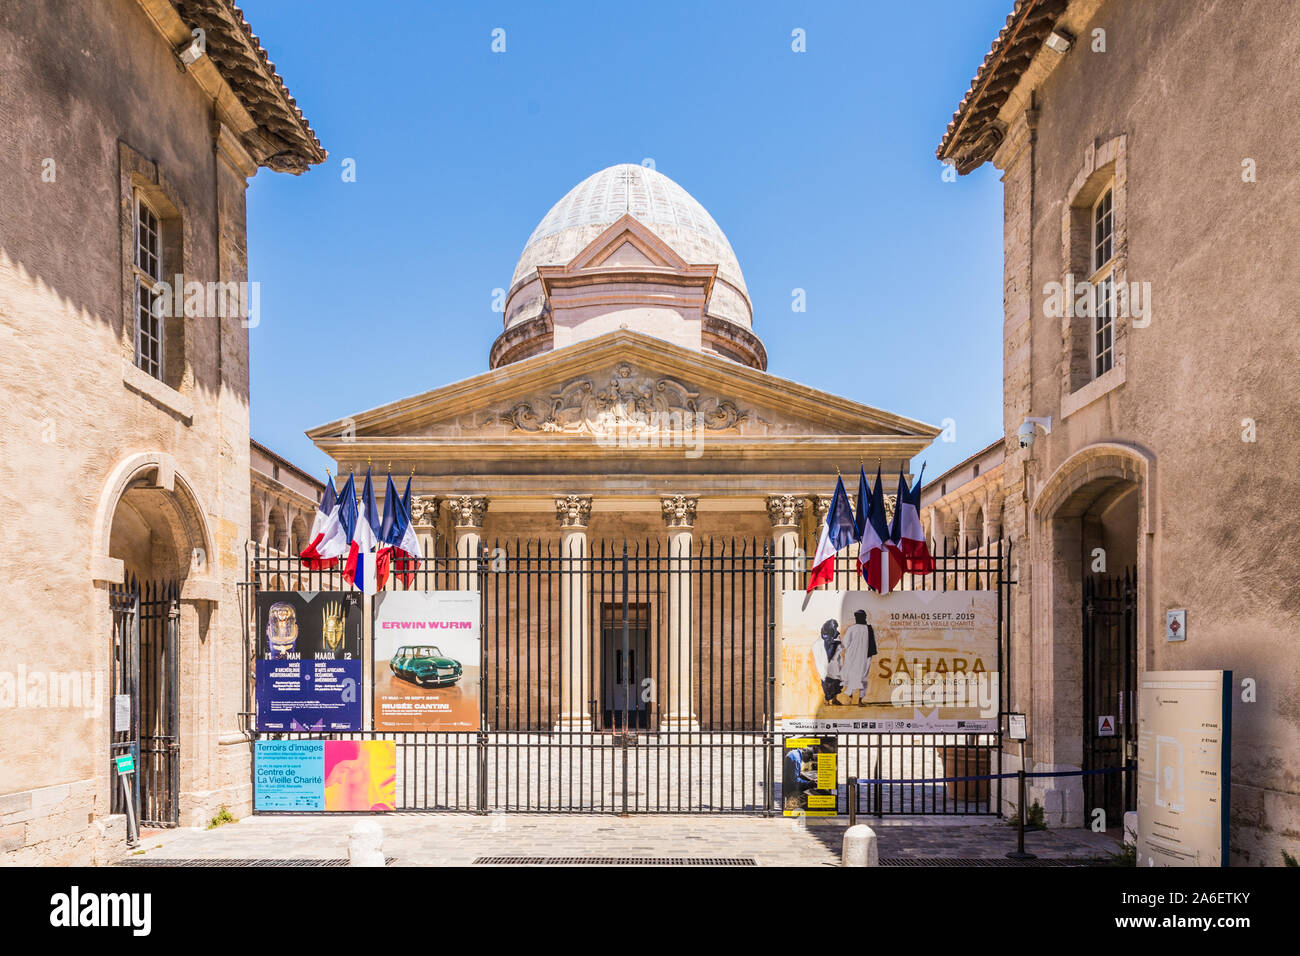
[110, 576, 180, 827]
[600, 602, 650, 730]
[1082, 569, 1137, 827]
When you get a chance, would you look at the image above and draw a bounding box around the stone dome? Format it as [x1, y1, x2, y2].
[506, 164, 753, 331]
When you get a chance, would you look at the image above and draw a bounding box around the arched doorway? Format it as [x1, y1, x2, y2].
[96, 454, 212, 827]
[1034, 443, 1151, 827]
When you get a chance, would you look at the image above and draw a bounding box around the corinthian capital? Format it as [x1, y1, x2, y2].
[447, 495, 489, 530]
[765, 494, 805, 529]
[661, 495, 698, 530]
[410, 495, 439, 527]
[555, 495, 593, 529]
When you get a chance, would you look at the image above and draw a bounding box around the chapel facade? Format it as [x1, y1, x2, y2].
[309, 163, 940, 731]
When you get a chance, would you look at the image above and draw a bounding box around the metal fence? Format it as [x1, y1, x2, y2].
[246, 536, 1009, 816]
[110, 576, 180, 827]
[1083, 569, 1137, 823]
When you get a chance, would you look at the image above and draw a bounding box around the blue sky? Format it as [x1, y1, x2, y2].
[241, 0, 1011, 485]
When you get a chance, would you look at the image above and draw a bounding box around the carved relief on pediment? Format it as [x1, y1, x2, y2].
[477, 363, 762, 437]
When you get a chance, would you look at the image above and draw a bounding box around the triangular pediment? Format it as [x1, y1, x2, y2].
[308, 331, 939, 460]
[561, 213, 693, 273]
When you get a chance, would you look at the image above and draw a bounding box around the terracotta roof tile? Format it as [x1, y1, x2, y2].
[937, 0, 1067, 173]
[171, 0, 326, 172]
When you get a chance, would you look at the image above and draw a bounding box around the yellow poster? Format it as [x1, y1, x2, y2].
[783, 736, 838, 816]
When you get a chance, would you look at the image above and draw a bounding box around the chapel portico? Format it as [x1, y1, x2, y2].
[308, 165, 938, 733]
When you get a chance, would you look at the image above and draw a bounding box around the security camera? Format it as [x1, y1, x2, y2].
[1017, 416, 1052, 449]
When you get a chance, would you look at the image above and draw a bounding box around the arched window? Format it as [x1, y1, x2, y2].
[969, 506, 984, 552]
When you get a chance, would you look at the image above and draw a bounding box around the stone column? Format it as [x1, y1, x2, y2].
[446, 496, 488, 591]
[661, 496, 699, 732]
[554, 496, 593, 731]
[409, 495, 439, 568]
[766, 495, 805, 593]
[809, 493, 844, 586]
[768, 495, 805, 723]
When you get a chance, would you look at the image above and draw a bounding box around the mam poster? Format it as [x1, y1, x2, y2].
[373, 590, 481, 731]
[781, 590, 998, 732]
[255, 591, 362, 732]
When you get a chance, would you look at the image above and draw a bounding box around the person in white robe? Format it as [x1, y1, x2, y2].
[839, 609, 878, 705]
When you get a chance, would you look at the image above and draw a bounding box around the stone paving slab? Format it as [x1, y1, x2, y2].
[119, 813, 1123, 867]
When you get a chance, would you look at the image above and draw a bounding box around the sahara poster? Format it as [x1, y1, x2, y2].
[780, 589, 998, 732]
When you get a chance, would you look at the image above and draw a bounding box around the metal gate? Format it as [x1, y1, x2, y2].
[248, 536, 1007, 816]
[110, 576, 180, 827]
[1082, 569, 1137, 824]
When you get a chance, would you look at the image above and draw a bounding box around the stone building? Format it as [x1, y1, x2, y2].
[0, 0, 322, 862]
[938, 0, 1299, 862]
[250, 439, 324, 571]
[920, 438, 1006, 557]
[308, 164, 939, 731]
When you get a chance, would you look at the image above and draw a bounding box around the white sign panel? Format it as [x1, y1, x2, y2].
[113, 694, 131, 732]
[1136, 670, 1231, 867]
[1007, 713, 1027, 741]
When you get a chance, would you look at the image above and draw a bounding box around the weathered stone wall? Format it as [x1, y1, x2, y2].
[991, 0, 1300, 860]
[0, 0, 256, 861]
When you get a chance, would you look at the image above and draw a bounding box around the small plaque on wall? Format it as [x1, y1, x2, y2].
[1166, 609, 1187, 642]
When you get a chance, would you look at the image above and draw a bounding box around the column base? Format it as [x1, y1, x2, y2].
[658, 713, 702, 734]
[553, 713, 594, 732]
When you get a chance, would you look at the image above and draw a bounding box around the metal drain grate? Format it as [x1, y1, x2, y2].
[473, 856, 756, 866]
[116, 857, 396, 867]
[880, 857, 1108, 867]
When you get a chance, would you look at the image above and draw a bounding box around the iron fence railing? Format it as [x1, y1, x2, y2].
[245, 535, 1010, 816]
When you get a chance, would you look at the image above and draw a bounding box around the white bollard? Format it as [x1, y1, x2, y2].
[348, 820, 385, 866]
[842, 824, 879, 867]
[1123, 811, 1138, 847]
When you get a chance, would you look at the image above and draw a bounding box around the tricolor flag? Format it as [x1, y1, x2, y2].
[341, 468, 381, 594]
[299, 474, 347, 570]
[853, 465, 870, 541]
[889, 464, 934, 575]
[806, 475, 857, 592]
[377, 474, 423, 589]
[393, 475, 423, 586]
[858, 465, 904, 593]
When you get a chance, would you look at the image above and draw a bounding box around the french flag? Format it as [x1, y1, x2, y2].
[890, 464, 934, 575]
[806, 475, 857, 592]
[377, 474, 423, 589]
[340, 469, 381, 594]
[393, 475, 423, 586]
[859, 465, 904, 593]
[299, 475, 347, 570]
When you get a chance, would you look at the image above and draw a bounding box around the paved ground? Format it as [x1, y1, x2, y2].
[119, 813, 1122, 867]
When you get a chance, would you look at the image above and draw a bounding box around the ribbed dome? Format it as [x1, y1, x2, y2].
[507, 164, 751, 329]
